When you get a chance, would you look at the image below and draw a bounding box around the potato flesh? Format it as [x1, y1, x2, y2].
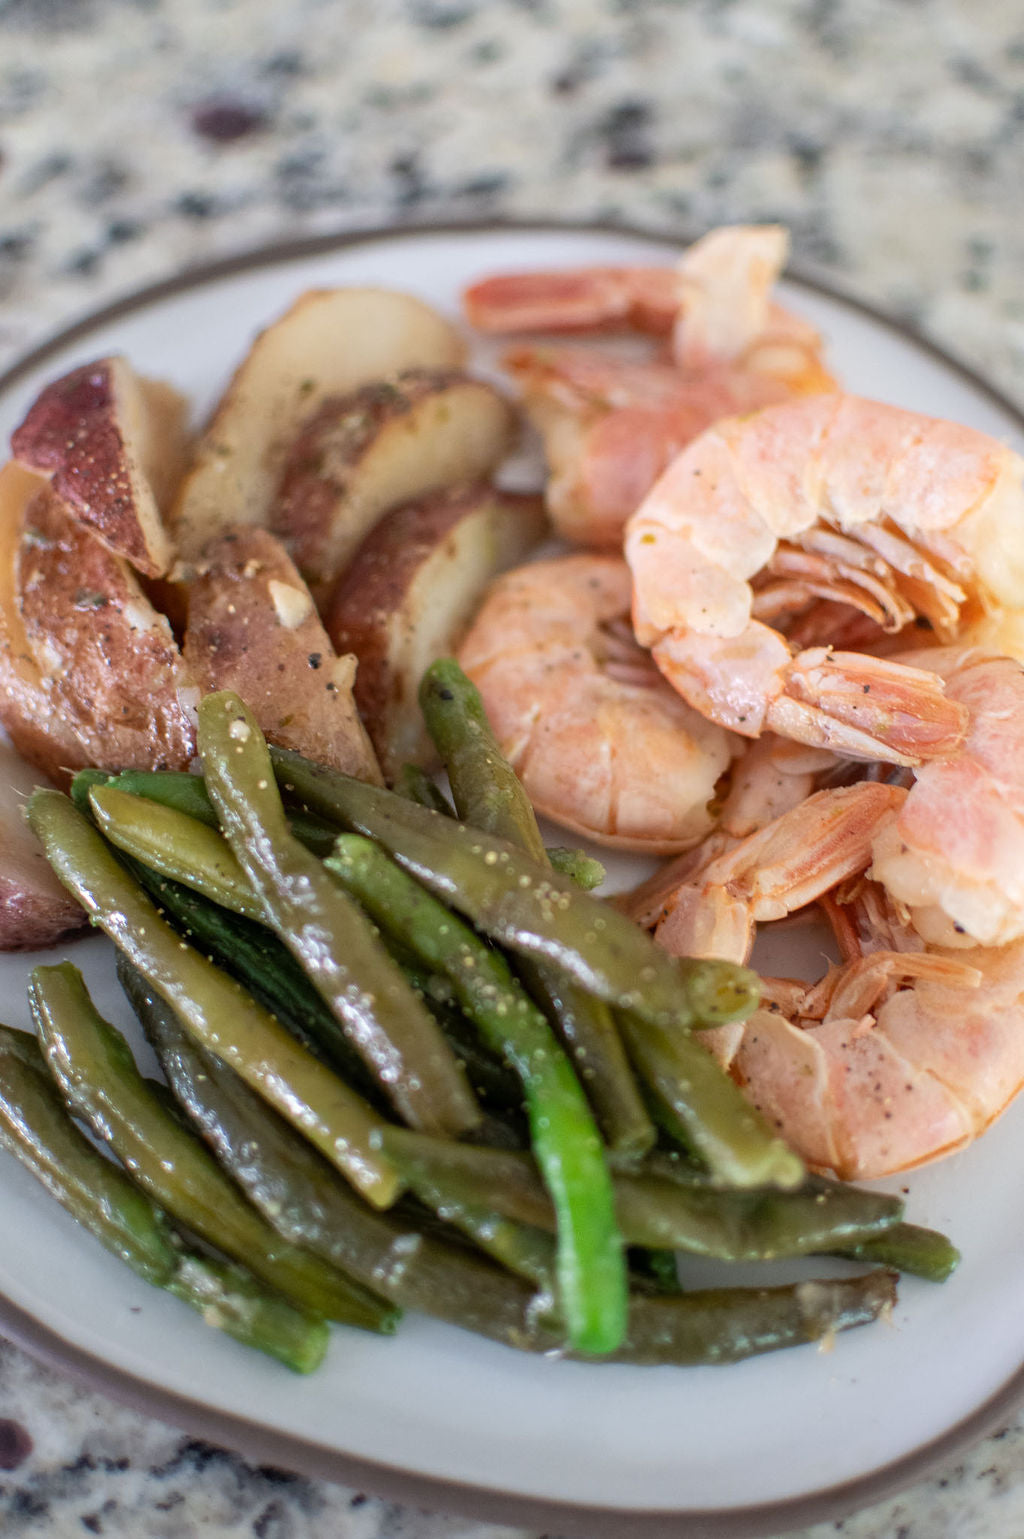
[169, 288, 467, 566]
[273, 370, 515, 586]
[184, 527, 383, 782]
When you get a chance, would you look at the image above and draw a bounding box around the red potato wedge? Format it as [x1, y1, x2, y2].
[0, 462, 87, 781]
[272, 369, 516, 587]
[15, 486, 195, 777]
[326, 484, 547, 780]
[0, 737, 86, 949]
[184, 528, 383, 783]
[169, 288, 467, 566]
[11, 357, 189, 578]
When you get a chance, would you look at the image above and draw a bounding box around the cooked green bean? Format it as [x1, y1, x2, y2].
[26, 788, 400, 1208]
[614, 1269, 896, 1365]
[197, 694, 480, 1140]
[381, 1129, 904, 1261]
[835, 1222, 960, 1282]
[545, 847, 607, 891]
[387, 1145, 557, 1292]
[125, 865, 385, 1099]
[29, 963, 397, 1335]
[273, 743, 800, 1187]
[90, 784, 264, 921]
[127, 965, 564, 1350]
[270, 745, 759, 1032]
[71, 766, 338, 854]
[0, 1026, 329, 1373]
[131, 970, 894, 1364]
[394, 763, 455, 816]
[326, 830, 626, 1353]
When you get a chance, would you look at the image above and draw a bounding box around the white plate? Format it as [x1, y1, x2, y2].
[1, 224, 1024, 1539]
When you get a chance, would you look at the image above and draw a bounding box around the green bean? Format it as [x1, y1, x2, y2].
[394, 763, 455, 816]
[418, 660, 654, 1156]
[126, 965, 564, 1349]
[29, 963, 397, 1335]
[326, 831, 626, 1355]
[835, 1222, 960, 1282]
[90, 784, 264, 921]
[197, 694, 480, 1140]
[71, 767, 338, 855]
[545, 847, 607, 891]
[387, 1145, 557, 1291]
[0, 1026, 329, 1373]
[273, 744, 801, 1187]
[26, 789, 400, 1208]
[614, 1269, 897, 1365]
[131, 970, 894, 1364]
[380, 1129, 904, 1260]
[126, 864, 383, 1097]
[612, 1008, 804, 1186]
[89, 785, 502, 1114]
[270, 744, 758, 1032]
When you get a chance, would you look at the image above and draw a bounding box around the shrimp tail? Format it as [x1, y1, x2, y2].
[654, 631, 969, 766]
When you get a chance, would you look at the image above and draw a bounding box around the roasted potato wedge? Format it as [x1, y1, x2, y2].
[11, 357, 188, 577]
[0, 737, 86, 949]
[169, 288, 467, 566]
[326, 484, 547, 779]
[184, 527, 382, 782]
[0, 462, 90, 780]
[272, 369, 515, 587]
[15, 486, 195, 778]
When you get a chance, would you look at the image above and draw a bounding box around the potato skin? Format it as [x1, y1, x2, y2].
[0, 738, 85, 950]
[11, 357, 187, 578]
[0, 464, 87, 782]
[273, 369, 514, 586]
[169, 286, 467, 566]
[326, 483, 547, 779]
[184, 527, 382, 782]
[15, 486, 195, 778]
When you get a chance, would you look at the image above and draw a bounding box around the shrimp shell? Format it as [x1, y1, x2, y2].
[457, 554, 737, 853]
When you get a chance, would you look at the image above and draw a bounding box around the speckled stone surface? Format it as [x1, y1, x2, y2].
[4, 2, 1024, 1535]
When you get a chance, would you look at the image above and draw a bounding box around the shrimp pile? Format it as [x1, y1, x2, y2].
[466, 226, 837, 547]
[460, 222, 1024, 1180]
[642, 651, 1024, 1178]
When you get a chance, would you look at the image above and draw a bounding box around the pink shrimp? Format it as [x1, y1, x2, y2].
[644, 776, 1004, 1178]
[456, 553, 738, 853]
[869, 648, 1024, 948]
[464, 225, 816, 373]
[502, 345, 814, 547]
[623, 390, 1024, 764]
[464, 226, 837, 547]
[644, 652, 1024, 1176]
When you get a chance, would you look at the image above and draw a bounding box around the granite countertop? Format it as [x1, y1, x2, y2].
[3, 1, 1024, 1535]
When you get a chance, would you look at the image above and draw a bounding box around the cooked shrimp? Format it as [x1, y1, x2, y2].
[870, 648, 1024, 948]
[466, 227, 837, 548]
[463, 225, 817, 374]
[618, 732, 839, 928]
[456, 553, 738, 853]
[503, 346, 813, 548]
[648, 766, 1024, 1178]
[624, 391, 1024, 764]
[723, 933, 1014, 1179]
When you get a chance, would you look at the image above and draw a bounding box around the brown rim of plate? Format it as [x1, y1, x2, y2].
[1, 217, 1023, 1539]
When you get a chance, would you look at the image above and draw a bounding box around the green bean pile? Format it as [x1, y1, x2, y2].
[0, 663, 958, 1373]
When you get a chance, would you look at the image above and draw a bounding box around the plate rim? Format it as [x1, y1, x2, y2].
[3, 215, 1024, 1538]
